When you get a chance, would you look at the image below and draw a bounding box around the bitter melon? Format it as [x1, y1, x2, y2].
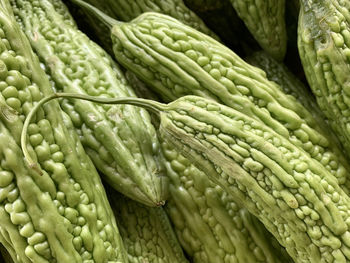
[162, 139, 292, 263]
[297, 0, 350, 158]
[245, 51, 334, 140]
[0, 1, 127, 262]
[83, 0, 219, 40]
[24, 93, 350, 262]
[157, 95, 350, 263]
[11, 0, 167, 207]
[48, 0, 76, 27]
[76, 9, 350, 193]
[246, 51, 350, 163]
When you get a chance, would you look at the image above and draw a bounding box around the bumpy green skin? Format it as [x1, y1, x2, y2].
[84, 0, 219, 41]
[48, 0, 76, 27]
[162, 140, 292, 263]
[297, 0, 350, 159]
[229, 0, 287, 61]
[245, 51, 344, 153]
[107, 189, 189, 263]
[246, 51, 314, 109]
[111, 12, 350, 193]
[156, 95, 350, 263]
[11, 0, 167, 207]
[0, 1, 127, 262]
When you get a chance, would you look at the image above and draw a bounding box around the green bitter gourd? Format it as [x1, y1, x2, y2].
[70, 5, 350, 194]
[48, 0, 76, 27]
[245, 51, 344, 152]
[297, 0, 350, 158]
[11, 0, 168, 207]
[161, 138, 293, 263]
[82, 0, 219, 40]
[23, 93, 350, 263]
[0, 1, 127, 262]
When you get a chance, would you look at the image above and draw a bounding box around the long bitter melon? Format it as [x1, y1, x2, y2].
[11, 0, 167, 207]
[24, 93, 350, 262]
[156, 95, 350, 263]
[73, 8, 350, 193]
[297, 0, 350, 158]
[0, 1, 127, 262]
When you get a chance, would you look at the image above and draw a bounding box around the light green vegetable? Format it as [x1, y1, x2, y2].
[11, 0, 168, 207]
[82, 0, 219, 40]
[47, 0, 76, 27]
[162, 139, 292, 263]
[298, 0, 350, 158]
[229, 0, 287, 61]
[0, 0, 127, 261]
[245, 51, 344, 154]
[23, 93, 350, 262]
[108, 188, 189, 263]
[70, 5, 350, 193]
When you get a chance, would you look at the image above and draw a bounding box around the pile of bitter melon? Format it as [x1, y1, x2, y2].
[0, 0, 349, 262]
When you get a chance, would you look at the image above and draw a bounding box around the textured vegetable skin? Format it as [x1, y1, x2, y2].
[107, 188, 189, 263]
[246, 51, 315, 111]
[25, 93, 350, 263]
[83, 0, 219, 40]
[155, 96, 350, 262]
[229, 0, 287, 61]
[245, 51, 344, 153]
[162, 139, 292, 263]
[156, 95, 350, 262]
[11, 0, 167, 207]
[103, 11, 350, 193]
[0, 0, 127, 262]
[297, 0, 350, 158]
[48, 0, 76, 27]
